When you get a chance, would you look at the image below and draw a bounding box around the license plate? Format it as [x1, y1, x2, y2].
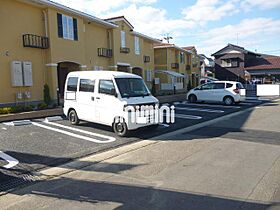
[136, 116, 148, 124]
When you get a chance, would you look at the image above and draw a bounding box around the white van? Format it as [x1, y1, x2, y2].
[63, 71, 159, 136]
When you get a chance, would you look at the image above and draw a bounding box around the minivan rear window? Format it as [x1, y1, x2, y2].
[236, 83, 244, 89]
[67, 77, 78, 91]
[226, 83, 233, 88]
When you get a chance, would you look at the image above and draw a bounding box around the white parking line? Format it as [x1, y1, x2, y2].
[0, 151, 19, 169]
[160, 123, 170, 127]
[244, 100, 263, 103]
[174, 114, 202, 120]
[175, 107, 225, 113]
[173, 102, 181, 105]
[180, 103, 241, 109]
[240, 102, 254, 105]
[32, 122, 116, 144]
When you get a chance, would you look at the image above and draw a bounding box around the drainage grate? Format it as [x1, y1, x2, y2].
[0, 170, 42, 192]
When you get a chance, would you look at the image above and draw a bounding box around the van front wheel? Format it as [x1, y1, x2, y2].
[68, 109, 79, 125]
[113, 119, 129, 137]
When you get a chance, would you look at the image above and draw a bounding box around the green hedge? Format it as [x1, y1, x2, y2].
[0, 104, 44, 115]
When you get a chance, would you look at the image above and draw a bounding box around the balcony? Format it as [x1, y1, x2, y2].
[144, 55, 150, 63]
[98, 48, 113, 58]
[120, 47, 130, 54]
[171, 63, 179, 69]
[22, 34, 49, 49]
[185, 65, 191, 71]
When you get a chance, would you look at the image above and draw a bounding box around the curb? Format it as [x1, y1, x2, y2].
[0, 108, 63, 123]
[157, 94, 187, 104]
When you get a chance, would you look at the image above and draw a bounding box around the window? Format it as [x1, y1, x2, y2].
[201, 83, 215, 90]
[180, 52, 185, 64]
[213, 83, 225, 89]
[79, 79, 95, 92]
[67, 77, 78, 91]
[146, 70, 152, 82]
[99, 80, 115, 95]
[134, 36, 140, 55]
[57, 13, 78, 40]
[226, 83, 233, 88]
[221, 58, 239, 67]
[121, 31, 126, 48]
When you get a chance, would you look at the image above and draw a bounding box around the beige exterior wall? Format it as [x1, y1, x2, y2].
[47, 8, 86, 65]
[0, 0, 115, 105]
[0, 0, 48, 104]
[84, 24, 112, 70]
[189, 48, 201, 87]
[154, 46, 192, 88]
[1, 0, 198, 105]
[110, 20, 156, 88]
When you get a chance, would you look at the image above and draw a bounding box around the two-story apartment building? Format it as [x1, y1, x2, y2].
[153, 44, 192, 94]
[0, 0, 160, 106]
[104, 16, 161, 89]
[182, 46, 201, 88]
[0, 0, 118, 106]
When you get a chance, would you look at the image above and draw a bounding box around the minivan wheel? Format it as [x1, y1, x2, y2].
[68, 109, 79, 125]
[224, 96, 234, 106]
[113, 119, 129, 137]
[189, 94, 197, 103]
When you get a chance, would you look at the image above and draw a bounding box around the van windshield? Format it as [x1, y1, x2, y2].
[115, 78, 151, 98]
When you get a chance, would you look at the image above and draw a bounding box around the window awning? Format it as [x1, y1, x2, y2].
[155, 70, 185, 78]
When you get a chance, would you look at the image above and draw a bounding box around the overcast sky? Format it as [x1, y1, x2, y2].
[53, 0, 280, 57]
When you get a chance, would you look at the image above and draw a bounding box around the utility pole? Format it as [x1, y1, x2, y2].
[163, 33, 173, 43]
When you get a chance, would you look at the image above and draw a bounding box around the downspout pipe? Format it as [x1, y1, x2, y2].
[43, 10, 48, 37]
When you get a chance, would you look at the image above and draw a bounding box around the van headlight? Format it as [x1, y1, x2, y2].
[123, 104, 139, 112]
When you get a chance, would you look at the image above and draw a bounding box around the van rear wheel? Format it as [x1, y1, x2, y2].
[68, 109, 79, 125]
[113, 118, 129, 137]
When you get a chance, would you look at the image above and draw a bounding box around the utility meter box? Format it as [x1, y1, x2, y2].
[11, 61, 24, 87]
[23, 61, 33, 86]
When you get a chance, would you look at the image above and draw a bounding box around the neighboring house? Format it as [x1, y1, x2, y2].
[182, 46, 201, 87]
[245, 56, 280, 84]
[104, 16, 161, 89]
[212, 43, 280, 83]
[153, 43, 192, 94]
[198, 54, 215, 77]
[0, 1, 161, 106]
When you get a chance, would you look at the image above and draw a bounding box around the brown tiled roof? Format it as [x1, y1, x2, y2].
[245, 56, 280, 71]
[182, 46, 195, 50]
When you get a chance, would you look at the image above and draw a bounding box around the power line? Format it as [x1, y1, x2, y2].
[263, 49, 280, 53]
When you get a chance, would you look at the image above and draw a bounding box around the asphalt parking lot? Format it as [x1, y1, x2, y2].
[0, 99, 267, 192]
